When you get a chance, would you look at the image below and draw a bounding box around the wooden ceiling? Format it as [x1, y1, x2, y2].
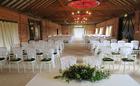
[0, 0, 140, 25]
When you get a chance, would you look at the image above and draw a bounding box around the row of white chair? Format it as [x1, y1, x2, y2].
[58, 53, 137, 73]
[90, 40, 139, 55]
[0, 38, 65, 72]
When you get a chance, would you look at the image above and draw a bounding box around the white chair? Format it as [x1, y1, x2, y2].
[118, 40, 126, 48]
[124, 43, 133, 49]
[131, 40, 139, 50]
[111, 39, 117, 43]
[21, 42, 28, 50]
[69, 56, 77, 66]
[60, 56, 77, 71]
[44, 48, 56, 68]
[8, 47, 22, 72]
[119, 47, 136, 72]
[100, 46, 115, 70]
[103, 40, 110, 47]
[118, 40, 126, 43]
[39, 53, 52, 72]
[60, 57, 69, 71]
[111, 43, 122, 63]
[90, 41, 100, 54]
[83, 56, 101, 68]
[0, 47, 8, 72]
[111, 43, 119, 53]
[23, 48, 36, 72]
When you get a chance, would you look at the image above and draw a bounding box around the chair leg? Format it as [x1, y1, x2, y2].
[9, 63, 11, 72]
[128, 64, 130, 71]
[133, 62, 135, 72]
[118, 63, 121, 71]
[23, 63, 26, 73]
[40, 63, 43, 72]
[32, 63, 35, 73]
[112, 63, 114, 71]
[48, 63, 51, 72]
[17, 63, 20, 73]
[123, 62, 126, 73]
[0, 64, 2, 72]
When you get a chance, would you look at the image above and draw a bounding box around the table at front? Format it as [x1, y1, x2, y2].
[26, 72, 140, 86]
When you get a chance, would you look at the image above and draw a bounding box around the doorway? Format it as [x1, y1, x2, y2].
[73, 26, 85, 40]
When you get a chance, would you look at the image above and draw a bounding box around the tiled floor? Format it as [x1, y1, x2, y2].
[0, 41, 140, 86]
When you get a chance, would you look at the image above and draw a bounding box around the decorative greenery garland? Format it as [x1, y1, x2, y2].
[54, 65, 110, 82]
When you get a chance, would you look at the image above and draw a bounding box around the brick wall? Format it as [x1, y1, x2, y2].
[42, 20, 62, 40]
[0, 7, 29, 42]
[134, 11, 140, 41]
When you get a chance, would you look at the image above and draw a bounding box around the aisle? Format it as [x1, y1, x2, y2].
[61, 39, 92, 63]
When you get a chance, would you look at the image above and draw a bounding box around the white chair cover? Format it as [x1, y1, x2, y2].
[60, 56, 77, 70]
[119, 47, 132, 57]
[111, 43, 119, 53]
[131, 40, 139, 49]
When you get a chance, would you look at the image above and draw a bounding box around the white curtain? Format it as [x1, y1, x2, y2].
[0, 21, 20, 51]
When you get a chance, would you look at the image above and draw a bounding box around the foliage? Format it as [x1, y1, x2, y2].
[54, 65, 110, 82]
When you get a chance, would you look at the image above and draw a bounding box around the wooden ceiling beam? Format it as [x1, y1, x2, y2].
[57, 0, 70, 23]
[10, 0, 25, 8]
[39, 0, 57, 9]
[24, 0, 41, 10]
[34, 0, 49, 9]
[1, 0, 10, 5]
[123, 0, 136, 8]
[5, 0, 18, 7]
[15, 0, 30, 9]
[115, 0, 133, 11]
[20, 0, 36, 10]
[117, 0, 135, 11]
[30, 0, 46, 9]
[109, 0, 129, 13]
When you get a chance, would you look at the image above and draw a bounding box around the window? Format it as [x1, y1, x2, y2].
[74, 27, 85, 39]
[99, 27, 104, 35]
[95, 28, 99, 34]
[105, 26, 112, 36]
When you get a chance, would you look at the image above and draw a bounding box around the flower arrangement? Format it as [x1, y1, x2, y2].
[54, 65, 110, 82]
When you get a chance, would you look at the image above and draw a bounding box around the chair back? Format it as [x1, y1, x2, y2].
[131, 40, 139, 49]
[111, 43, 119, 53]
[0, 47, 7, 58]
[60, 56, 77, 70]
[12, 47, 23, 59]
[120, 47, 132, 57]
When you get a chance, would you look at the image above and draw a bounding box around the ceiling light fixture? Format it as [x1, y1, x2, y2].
[72, 10, 91, 24]
[68, 0, 100, 9]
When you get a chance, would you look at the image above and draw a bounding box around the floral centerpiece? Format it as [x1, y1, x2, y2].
[54, 65, 110, 82]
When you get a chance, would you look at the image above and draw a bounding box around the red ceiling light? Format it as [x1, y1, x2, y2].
[68, 0, 100, 9]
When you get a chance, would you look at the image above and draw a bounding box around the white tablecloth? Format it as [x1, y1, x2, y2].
[26, 72, 140, 86]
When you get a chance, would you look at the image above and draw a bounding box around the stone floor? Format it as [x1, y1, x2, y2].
[0, 40, 140, 86]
